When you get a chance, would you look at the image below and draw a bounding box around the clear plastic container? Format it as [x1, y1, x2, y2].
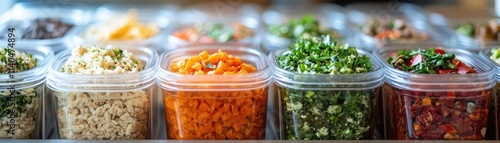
[429, 14, 500, 53]
[375, 45, 495, 140]
[0, 45, 54, 139]
[269, 48, 384, 140]
[261, 3, 349, 54]
[166, 3, 261, 51]
[0, 2, 92, 53]
[157, 46, 271, 140]
[480, 46, 500, 140]
[73, 4, 178, 54]
[46, 46, 157, 140]
[346, 4, 445, 51]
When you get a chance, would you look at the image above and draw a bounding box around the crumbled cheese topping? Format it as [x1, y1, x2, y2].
[62, 46, 143, 74]
[0, 48, 37, 74]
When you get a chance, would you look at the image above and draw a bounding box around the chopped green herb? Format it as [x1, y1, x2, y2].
[276, 35, 377, 140]
[277, 35, 372, 74]
[205, 62, 216, 69]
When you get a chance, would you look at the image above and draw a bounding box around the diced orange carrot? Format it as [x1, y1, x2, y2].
[190, 56, 202, 63]
[164, 50, 266, 140]
[422, 97, 431, 106]
[217, 61, 229, 71]
[205, 55, 219, 65]
[199, 51, 209, 59]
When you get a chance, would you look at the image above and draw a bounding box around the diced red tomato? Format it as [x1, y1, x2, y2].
[434, 48, 445, 54]
[452, 59, 466, 67]
[410, 54, 422, 66]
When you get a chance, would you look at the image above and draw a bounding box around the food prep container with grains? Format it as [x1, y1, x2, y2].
[0, 2, 92, 54]
[375, 44, 495, 140]
[0, 45, 54, 139]
[46, 46, 157, 139]
[270, 46, 384, 140]
[262, 4, 349, 54]
[166, 3, 261, 51]
[157, 46, 271, 140]
[73, 4, 178, 54]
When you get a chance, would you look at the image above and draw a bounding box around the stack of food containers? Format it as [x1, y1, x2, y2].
[0, 46, 53, 139]
[157, 46, 272, 139]
[0, 3, 91, 53]
[72, 4, 178, 54]
[261, 4, 348, 54]
[375, 44, 495, 140]
[166, 3, 261, 50]
[46, 46, 157, 139]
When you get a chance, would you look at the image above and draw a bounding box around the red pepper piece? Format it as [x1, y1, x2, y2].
[410, 54, 422, 66]
[434, 48, 445, 54]
[441, 124, 457, 134]
[452, 59, 466, 67]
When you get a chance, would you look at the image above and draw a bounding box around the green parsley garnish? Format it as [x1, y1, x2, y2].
[277, 35, 372, 74]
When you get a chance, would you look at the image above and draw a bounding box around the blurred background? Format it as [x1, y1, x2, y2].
[0, 0, 497, 17]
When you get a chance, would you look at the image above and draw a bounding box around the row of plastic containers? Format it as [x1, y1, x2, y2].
[2, 1, 500, 141]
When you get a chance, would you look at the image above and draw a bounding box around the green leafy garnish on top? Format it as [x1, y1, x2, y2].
[277, 35, 372, 74]
[388, 48, 476, 74]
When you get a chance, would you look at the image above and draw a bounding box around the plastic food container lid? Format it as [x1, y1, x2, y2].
[157, 45, 272, 91]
